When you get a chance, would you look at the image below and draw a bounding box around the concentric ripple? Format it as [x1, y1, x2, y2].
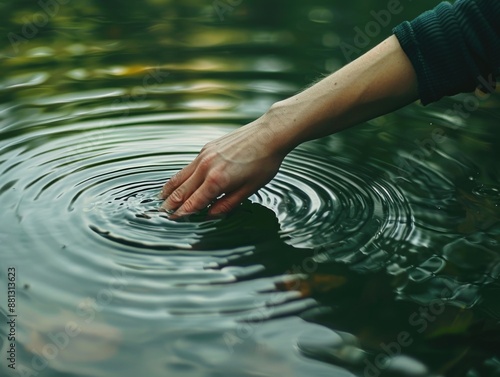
[1, 79, 499, 377]
[1, 110, 414, 274]
[78, 144, 414, 262]
[0, 104, 420, 377]
[0, 84, 417, 293]
[261, 151, 414, 255]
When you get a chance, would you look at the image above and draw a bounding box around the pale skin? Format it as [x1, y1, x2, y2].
[160, 35, 419, 218]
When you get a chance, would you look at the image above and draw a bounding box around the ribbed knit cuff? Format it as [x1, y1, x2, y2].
[393, 0, 499, 105]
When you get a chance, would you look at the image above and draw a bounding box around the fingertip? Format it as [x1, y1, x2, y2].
[168, 206, 197, 221]
[161, 164, 195, 200]
[160, 200, 174, 212]
[159, 189, 167, 200]
[160, 191, 180, 212]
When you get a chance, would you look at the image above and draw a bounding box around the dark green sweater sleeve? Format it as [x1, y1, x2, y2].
[393, 0, 500, 105]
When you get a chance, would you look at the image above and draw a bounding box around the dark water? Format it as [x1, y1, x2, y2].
[1, 1, 500, 376]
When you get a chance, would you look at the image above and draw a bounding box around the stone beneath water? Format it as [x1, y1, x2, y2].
[298, 329, 430, 377]
[297, 327, 365, 367]
[382, 355, 429, 377]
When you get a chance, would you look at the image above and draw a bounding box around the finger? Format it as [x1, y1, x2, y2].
[161, 171, 205, 212]
[172, 175, 226, 217]
[160, 162, 197, 200]
[208, 186, 254, 216]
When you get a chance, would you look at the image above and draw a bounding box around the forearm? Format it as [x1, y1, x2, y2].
[263, 35, 419, 153]
[160, 36, 419, 215]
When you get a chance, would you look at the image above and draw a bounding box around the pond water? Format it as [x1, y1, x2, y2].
[1, 1, 500, 376]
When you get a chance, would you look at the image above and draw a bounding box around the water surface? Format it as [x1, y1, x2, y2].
[1, 1, 500, 377]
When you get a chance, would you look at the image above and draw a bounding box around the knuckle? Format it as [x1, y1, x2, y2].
[214, 200, 233, 214]
[197, 158, 210, 171]
[200, 143, 210, 154]
[180, 200, 196, 215]
[169, 172, 181, 186]
[170, 188, 184, 203]
[201, 140, 216, 152]
[198, 153, 216, 171]
[205, 173, 224, 196]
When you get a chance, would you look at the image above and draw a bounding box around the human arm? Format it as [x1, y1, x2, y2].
[160, 35, 418, 217]
[160, 0, 500, 218]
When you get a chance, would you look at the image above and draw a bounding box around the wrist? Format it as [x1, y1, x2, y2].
[258, 99, 305, 154]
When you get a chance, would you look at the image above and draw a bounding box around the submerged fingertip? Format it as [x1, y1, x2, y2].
[159, 207, 176, 218]
[208, 206, 229, 218]
[208, 212, 227, 220]
[159, 200, 174, 213]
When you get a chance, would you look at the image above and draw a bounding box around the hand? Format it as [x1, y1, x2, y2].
[160, 116, 288, 218]
[160, 35, 419, 218]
